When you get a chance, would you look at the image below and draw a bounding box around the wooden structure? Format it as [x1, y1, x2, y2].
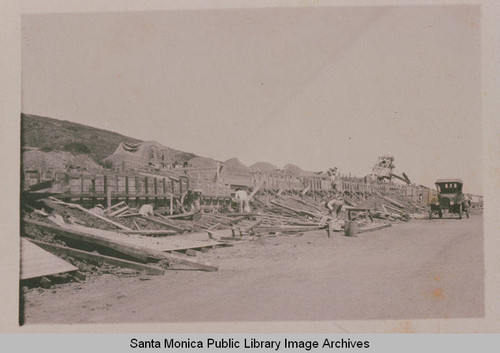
[23, 167, 431, 206]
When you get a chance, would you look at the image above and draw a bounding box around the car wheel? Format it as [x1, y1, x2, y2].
[459, 204, 462, 219]
[438, 210, 443, 219]
[429, 211, 432, 219]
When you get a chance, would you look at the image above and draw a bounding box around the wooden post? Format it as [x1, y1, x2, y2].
[163, 178, 167, 207]
[91, 176, 96, 207]
[171, 178, 175, 195]
[115, 174, 119, 201]
[125, 176, 129, 195]
[107, 187, 112, 209]
[144, 176, 148, 195]
[179, 178, 183, 194]
[170, 195, 173, 215]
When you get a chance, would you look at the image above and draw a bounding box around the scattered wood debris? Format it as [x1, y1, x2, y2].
[20, 187, 425, 289]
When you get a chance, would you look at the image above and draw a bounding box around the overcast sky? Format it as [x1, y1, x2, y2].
[22, 5, 482, 194]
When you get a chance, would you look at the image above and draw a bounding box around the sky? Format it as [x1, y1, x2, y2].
[21, 5, 482, 194]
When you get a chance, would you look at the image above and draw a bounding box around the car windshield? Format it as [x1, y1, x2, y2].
[436, 183, 462, 194]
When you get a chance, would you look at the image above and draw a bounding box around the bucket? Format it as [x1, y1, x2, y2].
[344, 220, 358, 237]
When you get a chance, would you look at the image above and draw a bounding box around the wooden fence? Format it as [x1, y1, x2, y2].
[23, 168, 429, 202]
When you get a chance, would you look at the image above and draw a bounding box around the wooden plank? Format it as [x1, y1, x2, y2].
[23, 219, 150, 262]
[23, 219, 218, 271]
[161, 210, 198, 220]
[228, 216, 246, 225]
[381, 196, 406, 209]
[105, 201, 126, 213]
[247, 184, 261, 201]
[20, 238, 78, 280]
[143, 215, 185, 233]
[29, 239, 164, 275]
[117, 229, 177, 236]
[269, 200, 320, 218]
[383, 203, 405, 214]
[243, 219, 264, 233]
[48, 198, 132, 230]
[108, 205, 129, 217]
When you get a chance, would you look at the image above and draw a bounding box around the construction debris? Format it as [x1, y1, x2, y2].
[20, 168, 429, 290]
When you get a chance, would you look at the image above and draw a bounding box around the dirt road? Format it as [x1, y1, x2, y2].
[23, 213, 483, 324]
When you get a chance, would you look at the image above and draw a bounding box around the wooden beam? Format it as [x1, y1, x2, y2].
[160, 210, 197, 220]
[247, 184, 261, 202]
[143, 215, 185, 233]
[381, 196, 406, 209]
[270, 200, 320, 218]
[105, 201, 126, 213]
[48, 198, 132, 230]
[243, 219, 264, 233]
[23, 219, 218, 271]
[29, 239, 164, 275]
[117, 229, 177, 236]
[108, 205, 129, 217]
[23, 219, 150, 262]
[383, 203, 405, 214]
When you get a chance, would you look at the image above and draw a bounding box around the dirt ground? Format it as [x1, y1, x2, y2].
[22, 213, 484, 324]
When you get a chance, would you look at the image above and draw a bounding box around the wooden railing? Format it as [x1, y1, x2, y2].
[24, 168, 428, 201]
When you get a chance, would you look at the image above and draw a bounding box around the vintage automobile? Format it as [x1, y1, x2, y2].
[429, 179, 469, 219]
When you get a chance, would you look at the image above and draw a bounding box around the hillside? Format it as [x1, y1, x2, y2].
[21, 113, 196, 165]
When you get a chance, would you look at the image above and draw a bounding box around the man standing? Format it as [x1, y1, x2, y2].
[327, 167, 339, 191]
[234, 188, 251, 213]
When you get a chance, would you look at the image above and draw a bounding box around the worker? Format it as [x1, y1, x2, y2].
[325, 193, 344, 220]
[327, 167, 339, 191]
[139, 203, 155, 217]
[234, 188, 251, 213]
[186, 189, 202, 211]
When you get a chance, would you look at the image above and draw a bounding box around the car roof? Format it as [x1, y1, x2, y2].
[435, 178, 463, 184]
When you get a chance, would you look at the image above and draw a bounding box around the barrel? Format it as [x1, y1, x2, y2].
[344, 220, 358, 237]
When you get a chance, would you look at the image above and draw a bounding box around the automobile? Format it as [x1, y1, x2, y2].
[429, 179, 470, 219]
